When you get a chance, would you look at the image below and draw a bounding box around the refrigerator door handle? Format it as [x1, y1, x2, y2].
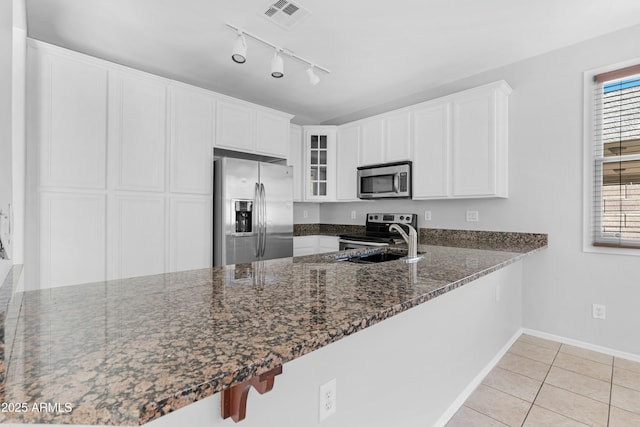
[254, 183, 261, 257]
[260, 183, 266, 257]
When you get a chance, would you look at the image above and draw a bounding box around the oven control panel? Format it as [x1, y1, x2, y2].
[367, 213, 416, 224]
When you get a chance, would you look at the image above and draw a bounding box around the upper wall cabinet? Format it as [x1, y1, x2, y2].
[303, 126, 337, 201]
[169, 85, 215, 195]
[38, 53, 108, 190]
[451, 83, 509, 198]
[412, 102, 451, 199]
[215, 98, 292, 159]
[336, 125, 360, 201]
[288, 124, 304, 202]
[412, 81, 511, 199]
[110, 72, 167, 192]
[358, 111, 412, 166]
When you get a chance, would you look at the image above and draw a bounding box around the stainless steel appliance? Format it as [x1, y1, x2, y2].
[338, 213, 418, 250]
[214, 157, 293, 266]
[357, 161, 412, 199]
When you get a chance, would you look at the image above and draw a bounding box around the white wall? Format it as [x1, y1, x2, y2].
[321, 24, 640, 356]
[0, 0, 13, 281]
[293, 202, 321, 224]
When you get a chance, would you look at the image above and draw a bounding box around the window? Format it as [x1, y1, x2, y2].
[590, 64, 640, 249]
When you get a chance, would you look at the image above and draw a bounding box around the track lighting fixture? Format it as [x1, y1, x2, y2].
[306, 66, 320, 86]
[231, 32, 247, 64]
[226, 23, 330, 85]
[271, 50, 284, 78]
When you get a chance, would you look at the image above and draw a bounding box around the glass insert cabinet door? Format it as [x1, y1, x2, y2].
[308, 134, 328, 196]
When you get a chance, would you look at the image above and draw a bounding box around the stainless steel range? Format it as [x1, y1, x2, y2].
[338, 213, 418, 250]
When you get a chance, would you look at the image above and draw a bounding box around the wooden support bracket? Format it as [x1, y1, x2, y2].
[221, 365, 283, 423]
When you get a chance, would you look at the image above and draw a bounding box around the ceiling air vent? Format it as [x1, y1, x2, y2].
[260, 0, 311, 30]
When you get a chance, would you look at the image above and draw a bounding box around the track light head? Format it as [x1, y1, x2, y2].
[232, 32, 247, 64]
[306, 66, 320, 86]
[271, 50, 284, 78]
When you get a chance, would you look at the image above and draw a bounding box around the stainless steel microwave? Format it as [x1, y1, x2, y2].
[357, 161, 412, 199]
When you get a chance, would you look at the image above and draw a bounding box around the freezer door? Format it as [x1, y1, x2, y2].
[215, 158, 260, 266]
[259, 162, 293, 260]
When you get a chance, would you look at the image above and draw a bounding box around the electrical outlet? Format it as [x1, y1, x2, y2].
[592, 304, 606, 320]
[466, 210, 479, 222]
[351, 210, 357, 220]
[424, 210, 432, 221]
[303, 210, 308, 219]
[319, 378, 337, 422]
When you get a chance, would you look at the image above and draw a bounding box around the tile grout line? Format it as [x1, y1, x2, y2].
[607, 357, 614, 427]
[460, 404, 511, 427]
[519, 343, 560, 427]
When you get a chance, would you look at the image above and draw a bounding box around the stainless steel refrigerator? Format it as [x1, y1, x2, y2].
[213, 157, 293, 266]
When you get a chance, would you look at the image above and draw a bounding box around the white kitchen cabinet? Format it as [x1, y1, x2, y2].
[359, 119, 384, 166]
[412, 102, 451, 199]
[384, 111, 412, 162]
[110, 195, 166, 280]
[293, 235, 316, 256]
[411, 81, 511, 199]
[317, 235, 339, 253]
[256, 110, 289, 158]
[169, 85, 215, 195]
[451, 82, 510, 198]
[215, 99, 254, 153]
[38, 53, 108, 190]
[40, 192, 106, 288]
[110, 72, 167, 192]
[288, 124, 304, 202]
[303, 126, 337, 201]
[169, 196, 212, 272]
[358, 112, 412, 166]
[215, 98, 292, 159]
[336, 125, 360, 201]
[293, 235, 339, 256]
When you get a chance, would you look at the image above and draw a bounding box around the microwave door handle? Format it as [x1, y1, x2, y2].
[393, 173, 399, 193]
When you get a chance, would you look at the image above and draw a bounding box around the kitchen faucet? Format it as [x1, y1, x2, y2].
[389, 223, 422, 263]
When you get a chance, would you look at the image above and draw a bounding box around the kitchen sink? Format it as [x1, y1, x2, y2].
[335, 251, 411, 264]
[347, 252, 406, 264]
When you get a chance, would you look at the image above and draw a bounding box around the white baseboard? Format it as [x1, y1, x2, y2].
[522, 328, 640, 363]
[432, 327, 525, 427]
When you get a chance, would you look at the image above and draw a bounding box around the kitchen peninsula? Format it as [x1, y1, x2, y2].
[0, 232, 546, 427]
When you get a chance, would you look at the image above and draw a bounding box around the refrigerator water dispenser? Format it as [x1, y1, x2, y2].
[234, 200, 253, 234]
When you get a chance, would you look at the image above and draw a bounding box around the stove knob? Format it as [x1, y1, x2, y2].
[399, 216, 404, 220]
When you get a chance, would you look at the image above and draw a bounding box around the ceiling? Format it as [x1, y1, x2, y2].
[25, 0, 640, 125]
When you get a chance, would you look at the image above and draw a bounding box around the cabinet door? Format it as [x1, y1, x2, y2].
[40, 192, 106, 288]
[336, 125, 360, 201]
[111, 195, 165, 279]
[256, 110, 289, 158]
[304, 128, 336, 201]
[111, 73, 166, 192]
[384, 112, 412, 162]
[452, 92, 496, 197]
[169, 86, 214, 195]
[215, 99, 254, 152]
[413, 103, 451, 199]
[169, 196, 212, 272]
[359, 119, 384, 166]
[40, 54, 108, 189]
[288, 125, 303, 202]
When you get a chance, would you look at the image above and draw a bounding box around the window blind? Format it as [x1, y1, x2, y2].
[592, 65, 640, 248]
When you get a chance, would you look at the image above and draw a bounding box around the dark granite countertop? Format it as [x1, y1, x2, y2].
[0, 237, 546, 425]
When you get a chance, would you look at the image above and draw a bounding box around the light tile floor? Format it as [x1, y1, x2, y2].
[446, 334, 640, 427]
